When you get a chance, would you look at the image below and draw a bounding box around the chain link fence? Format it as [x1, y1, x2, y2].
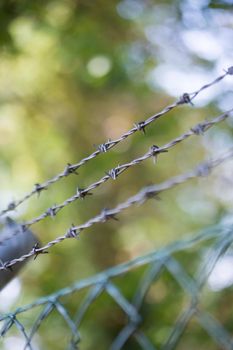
[1, 222, 233, 349]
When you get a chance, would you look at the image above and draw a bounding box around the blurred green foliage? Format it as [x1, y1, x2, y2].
[0, 0, 233, 349]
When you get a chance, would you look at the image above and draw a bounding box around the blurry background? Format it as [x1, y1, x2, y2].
[0, 0, 233, 349]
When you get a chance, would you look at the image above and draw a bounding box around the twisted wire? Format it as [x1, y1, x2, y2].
[1, 146, 233, 271]
[0, 67, 232, 217]
[23, 108, 233, 228]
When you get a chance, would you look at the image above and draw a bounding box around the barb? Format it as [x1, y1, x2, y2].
[1, 146, 233, 270]
[1, 67, 232, 217]
[23, 108, 233, 228]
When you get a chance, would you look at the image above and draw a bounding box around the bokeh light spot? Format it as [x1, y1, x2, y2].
[87, 55, 112, 78]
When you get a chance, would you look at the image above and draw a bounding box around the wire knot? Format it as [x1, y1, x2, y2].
[134, 121, 146, 134]
[191, 123, 207, 135]
[32, 243, 49, 260]
[145, 190, 161, 201]
[34, 183, 47, 197]
[179, 93, 194, 105]
[197, 163, 211, 177]
[101, 208, 118, 222]
[0, 259, 13, 272]
[20, 224, 29, 232]
[107, 167, 120, 180]
[63, 163, 79, 176]
[46, 206, 58, 218]
[226, 66, 233, 75]
[65, 224, 80, 239]
[77, 188, 93, 199]
[97, 140, 111, 153]
[7, 202, 16, 211]
[150, 145, 168, 163]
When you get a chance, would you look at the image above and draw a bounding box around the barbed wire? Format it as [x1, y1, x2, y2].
[0, 66, 232, 218]
[1, 145, 233, 271]
[1, 220, 233, 350]
[21, 107, 233, 229]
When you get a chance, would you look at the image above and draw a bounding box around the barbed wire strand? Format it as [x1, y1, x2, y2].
[1, 108, 229, 243]
[1, 146, 233, 271]
[23, 108, 233, 228]
[0, 67, 232, 218]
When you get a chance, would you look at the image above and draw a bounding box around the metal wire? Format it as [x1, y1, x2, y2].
[0, 67, 232, 218]
[1, 145, 233, 271]
[22, 108, 233, 229]
[0, 107, 232, 275]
